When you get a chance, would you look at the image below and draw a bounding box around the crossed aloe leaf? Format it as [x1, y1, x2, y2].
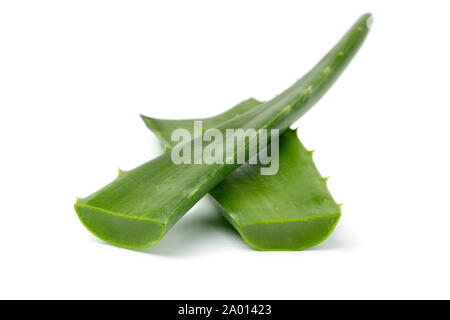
[75, 14, 372, 250]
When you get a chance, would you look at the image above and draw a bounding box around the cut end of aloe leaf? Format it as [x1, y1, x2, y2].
[74, 203, 165, 249]
[365, 14, 374, 29]
[239, 213, 341, 251]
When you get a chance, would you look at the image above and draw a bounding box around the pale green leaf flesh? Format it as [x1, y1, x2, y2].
[143, 99, 340, 250]
[75, 14, 371, 249]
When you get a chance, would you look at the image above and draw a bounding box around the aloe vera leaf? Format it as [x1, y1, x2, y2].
[211, 129, 340, 250]
[75, 14, 371, 249]
[143, 97, 263, 147]
[142, 101, 340, 250]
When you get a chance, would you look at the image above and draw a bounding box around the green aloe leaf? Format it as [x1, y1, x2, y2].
[143, 98, 341, 250]
[75, 13, 371, 249]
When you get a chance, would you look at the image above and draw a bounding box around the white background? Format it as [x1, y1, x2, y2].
[1, 1, 449, 299]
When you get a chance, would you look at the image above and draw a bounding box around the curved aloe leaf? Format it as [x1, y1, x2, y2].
[75, 13, 371, 249]
[211, 129, 340, 250]
[213, 129, 340, 250]
[143, 102, 340, 250]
